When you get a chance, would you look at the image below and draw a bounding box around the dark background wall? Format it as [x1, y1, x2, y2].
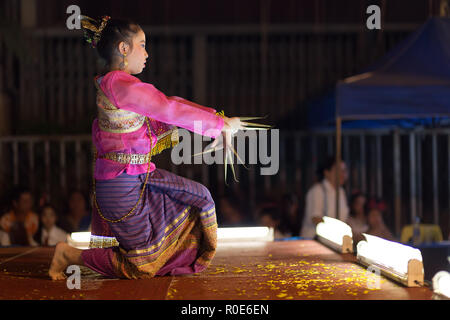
[33, 0, 434, 27]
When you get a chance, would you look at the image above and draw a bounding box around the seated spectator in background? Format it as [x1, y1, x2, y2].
[346, 192, 369, 244]
[0, 186, 39, 246]
[366, 198, 395, 241]
[259, 206, 292, 239]
[10, 221, 38, 246]
[0, 228, 10, 247]
[0, 211, 10, 246]
[34, 203, 68, 246]
[59, 190, 91, 233]
[279, 193, 301, 237]
[300, 157, 349, 238]
[217, 196, 246, 226]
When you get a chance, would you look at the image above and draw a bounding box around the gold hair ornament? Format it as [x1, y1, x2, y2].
[80, 15, 111, 48]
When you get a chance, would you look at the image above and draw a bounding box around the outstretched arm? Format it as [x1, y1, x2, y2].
[103, 71, 224, 138]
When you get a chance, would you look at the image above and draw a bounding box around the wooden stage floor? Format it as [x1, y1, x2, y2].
[0, 240, 434, 300]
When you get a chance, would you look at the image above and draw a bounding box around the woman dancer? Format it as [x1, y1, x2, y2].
[49, 15, 242, 280]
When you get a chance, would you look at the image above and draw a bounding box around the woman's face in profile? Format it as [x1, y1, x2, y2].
[125, 29, 148, 75]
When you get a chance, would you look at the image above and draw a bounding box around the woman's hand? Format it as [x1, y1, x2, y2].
[222, 116, 243, 135]
[206, 116, 241, 152]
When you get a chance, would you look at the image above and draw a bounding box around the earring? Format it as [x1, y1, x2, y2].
[120, 52, 128, 70]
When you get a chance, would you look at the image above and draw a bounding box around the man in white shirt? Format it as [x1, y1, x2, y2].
[300, 157, 349, 238]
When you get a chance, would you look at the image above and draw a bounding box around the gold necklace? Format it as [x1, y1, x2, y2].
[92, 117, 152, 223]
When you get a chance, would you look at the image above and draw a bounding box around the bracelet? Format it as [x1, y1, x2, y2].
[215, 110, 225, 118]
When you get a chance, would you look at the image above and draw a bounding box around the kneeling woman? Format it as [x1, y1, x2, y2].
[49, 16, 242, 280]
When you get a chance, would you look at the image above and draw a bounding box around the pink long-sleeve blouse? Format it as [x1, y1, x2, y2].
[93, 70, 224, 180]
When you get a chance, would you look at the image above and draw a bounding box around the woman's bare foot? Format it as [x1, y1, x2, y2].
[49, 242, 69, 280]
[49, 242, 83, 280]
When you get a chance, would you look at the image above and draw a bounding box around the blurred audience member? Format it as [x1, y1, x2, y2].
[59, 190, 91, 233]
[366, 198, 395, 241]
[346, 192, 368, 244]
[35, 203, 68, 246]
[300, 157, 349, 238]
[0, 221, 10, 246]
[0, 186, 39, 246]
[217, 196, 245, 226]
[279, 193, 301, 237]
[258, 205, 291, 239]
[10, 222, 36, 246]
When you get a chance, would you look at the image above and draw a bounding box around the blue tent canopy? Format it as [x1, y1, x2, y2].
[336, 17, 450, 121]
[312, 18, 450, 231]
[307, 90, 442, 130]
[307, 17, 450, 129]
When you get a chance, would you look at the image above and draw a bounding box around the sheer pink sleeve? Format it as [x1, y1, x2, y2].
[101, 71, 224, 138]
[169, 96, 218, 114]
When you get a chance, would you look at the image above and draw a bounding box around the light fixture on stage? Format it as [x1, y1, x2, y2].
[68, 232, 119, 249]
[217, 227, 274, 242]
[67, 232, 91, 249]
[357, 233, 424, 287]
[432, 271, 450, 299]
[315, 216, 353, 253]
[68, 228, 273, 248]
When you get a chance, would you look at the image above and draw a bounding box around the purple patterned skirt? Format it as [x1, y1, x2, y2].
[81, 168, 217, 279]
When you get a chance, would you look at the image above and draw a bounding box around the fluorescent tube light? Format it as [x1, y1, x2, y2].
[357, 233, 424, 287]
[315, 217, 353, 253]
[68, 232, 119, 249]
[67, 232, 91, 249]
[217, 227, 274, 242]
[68, 227, 273, 248]
[432, 271, 450, 299]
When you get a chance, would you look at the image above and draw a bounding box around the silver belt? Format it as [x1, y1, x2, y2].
[101, 152, 150, 165]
